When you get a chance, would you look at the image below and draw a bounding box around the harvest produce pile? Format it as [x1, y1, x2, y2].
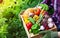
[22, 4, 56, 34]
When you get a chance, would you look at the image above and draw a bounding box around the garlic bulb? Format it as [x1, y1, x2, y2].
[40, 26, 45, 30]
[48, 18, 53, 23]
[48, 23, 54, 28]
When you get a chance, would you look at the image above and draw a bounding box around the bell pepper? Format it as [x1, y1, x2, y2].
[22, 14, 29, 24]
[34, 8, 41, 15]
[33, 15, 39, 21]
[32, 24, 39, 29]
[22, 14, 28, 20]
[24, 19, 30, 24]
[31, 24, 40, 34]
[26, 22, 32, 30]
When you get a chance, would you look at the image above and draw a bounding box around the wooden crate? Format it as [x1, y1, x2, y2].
[19, 11, 57, 38]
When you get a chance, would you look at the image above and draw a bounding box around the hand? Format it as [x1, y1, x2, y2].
[39, 30, 52, 38]
[39, 30, 58, 38]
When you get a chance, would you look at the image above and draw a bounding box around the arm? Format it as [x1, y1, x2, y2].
[58, 32, 60, 38]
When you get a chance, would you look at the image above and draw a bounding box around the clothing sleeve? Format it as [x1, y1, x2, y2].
[51, 32, 58, 38]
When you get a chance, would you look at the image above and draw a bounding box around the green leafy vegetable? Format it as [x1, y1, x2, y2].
[0, 0, 43, 38]
[39, 4, 49, 11]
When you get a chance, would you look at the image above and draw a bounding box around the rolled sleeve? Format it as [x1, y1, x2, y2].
[51, 32, 58, 38]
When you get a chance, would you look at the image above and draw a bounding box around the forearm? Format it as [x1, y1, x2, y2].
[58, 32, 60, 38]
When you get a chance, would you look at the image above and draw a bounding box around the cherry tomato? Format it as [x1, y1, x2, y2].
[34, 8, 41, 15]
[26, 22, 32, 30]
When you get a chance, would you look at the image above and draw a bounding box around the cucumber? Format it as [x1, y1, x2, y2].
[28, 17, 35, 24]
[36, 14, 43, 24]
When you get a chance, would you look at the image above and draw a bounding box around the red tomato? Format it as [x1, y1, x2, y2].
[34, 8, 41, 15]
[26, 22, 32, 30]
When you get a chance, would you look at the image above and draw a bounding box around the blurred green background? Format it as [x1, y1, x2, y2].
[0, 0, 43, 38]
